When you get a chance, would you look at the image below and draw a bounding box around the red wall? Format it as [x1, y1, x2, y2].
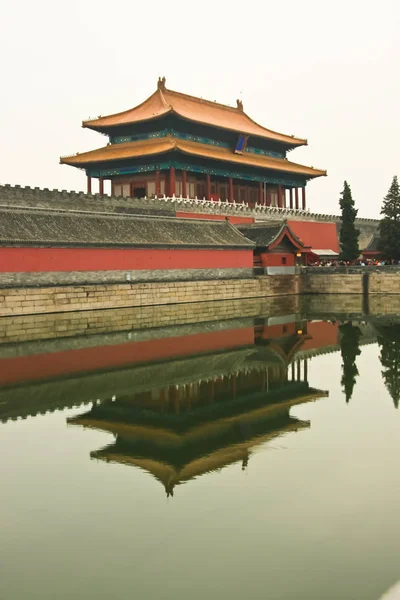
[301, 321, 339, 351]
[288, 220, 339, 253]
[176, 212, 255, 225]
[0, 247, 252, 273]
[257, 322, 297, 340]
[0, 327, 255, 386]
[260, 252, 295, 267]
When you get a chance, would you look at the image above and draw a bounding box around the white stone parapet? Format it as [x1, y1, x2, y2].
[152, 194, 379, 224]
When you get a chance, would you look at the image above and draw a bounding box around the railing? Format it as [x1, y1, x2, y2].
[140, 194, 315, 219]
[302, 266, 400, 274]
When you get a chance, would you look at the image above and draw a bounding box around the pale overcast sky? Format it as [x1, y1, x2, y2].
[1, 0, 399, 217]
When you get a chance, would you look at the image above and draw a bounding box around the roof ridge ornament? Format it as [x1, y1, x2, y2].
[236, 99, 244, 112]
[157, 76, 170, 109]
[158, 76, 166, 91]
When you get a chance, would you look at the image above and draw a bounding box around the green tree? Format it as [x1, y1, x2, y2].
[339, 181, 360, 261]
[377, 324, 400, 409]
[379, 176, 400, 261]
[339, 322, 362, 403]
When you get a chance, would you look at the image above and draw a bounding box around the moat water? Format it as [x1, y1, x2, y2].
[1, 302, 400, 600]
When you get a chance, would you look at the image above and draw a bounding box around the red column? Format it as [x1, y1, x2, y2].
[99, 177, 104, 195]
[206, 174, 211, 200]
[155, 170, 161, 196]
[259, 182, 263, 205]
[295, 187, 299, 210]
[229, 178, 234, 202]
[182, 170, 187, 197]
[277, 185, 283, 208]
[289, 188, 293, 209]
[169, 167, 176, 196]
[302, 187, 306, 210]
[87, 176, 92, 194]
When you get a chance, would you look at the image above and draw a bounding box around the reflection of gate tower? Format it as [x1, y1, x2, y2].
[69, 320, 328, 496]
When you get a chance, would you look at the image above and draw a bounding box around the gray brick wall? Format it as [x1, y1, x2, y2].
[0, 268, 254, 288]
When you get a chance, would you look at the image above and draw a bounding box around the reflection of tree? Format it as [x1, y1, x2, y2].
[339, 322, 362, 403]
[377, 325, 400, 409]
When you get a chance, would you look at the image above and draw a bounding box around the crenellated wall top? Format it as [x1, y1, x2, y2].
[0, 184, 380, 227]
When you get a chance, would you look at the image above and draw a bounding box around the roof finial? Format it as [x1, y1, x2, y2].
[158, 76, 166, 91]
[236, 99, 244, 112]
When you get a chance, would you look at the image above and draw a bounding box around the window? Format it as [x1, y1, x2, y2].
[114, 184, 122, 197]
[239, 187, 247, 203]
[249, 187, 258, 205]
[160, 180, 165, 195]
[282, 189, 287, 208]
[147, 181, 156, 197]
[196, 182, 206, 199]
[175, 179, 182, 197]
[122, 184, 131, 197]
[282, 257, 287, 265]
[188, 181, 195, 198]
[133, 186, 146, 199]
[270, 192, 278, 207]
[219, 184, 228, 201]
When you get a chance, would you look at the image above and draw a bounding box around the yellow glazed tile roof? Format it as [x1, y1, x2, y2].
[61, 136, 326, 178]
[83, 83, 307, 147]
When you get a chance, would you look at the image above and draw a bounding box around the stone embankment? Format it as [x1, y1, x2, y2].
[3, 291, 400, 347]
[300, 291, 400, 319]
[0, 295, 298, 346]
[0, 275, 299, 318]
[302, 266, 400, 295]
[1, 268, 400, 318]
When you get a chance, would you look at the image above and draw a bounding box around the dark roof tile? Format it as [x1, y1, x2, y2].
[0, 207, 254, 249]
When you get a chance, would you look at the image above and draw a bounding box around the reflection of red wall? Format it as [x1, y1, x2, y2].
[0, 247, 252, 273]
[288, 221, 339, 253]
[260, 252, 295, 267]
[0, 327, 255, 386]
[257, 323, 297, 340]
[176, 212, 254, 225]
[301, 321, 339, 351]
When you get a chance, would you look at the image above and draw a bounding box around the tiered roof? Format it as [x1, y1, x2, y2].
[61, 136, 326, 178]
[60, 78, 327, 180]
[83, 77, 307, 147]
[72, 386, 328, 495]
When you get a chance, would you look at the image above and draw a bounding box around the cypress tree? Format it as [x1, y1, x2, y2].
[339, 181, 360, 262]
[377, 324, 400, 409]
[379, 176, 400, 261]
[339, 322, 361, 403]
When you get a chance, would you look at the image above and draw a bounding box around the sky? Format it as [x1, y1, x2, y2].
[1, 0, 399, 218]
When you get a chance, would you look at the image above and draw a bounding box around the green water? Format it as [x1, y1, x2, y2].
[1, 313, 400, 600]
